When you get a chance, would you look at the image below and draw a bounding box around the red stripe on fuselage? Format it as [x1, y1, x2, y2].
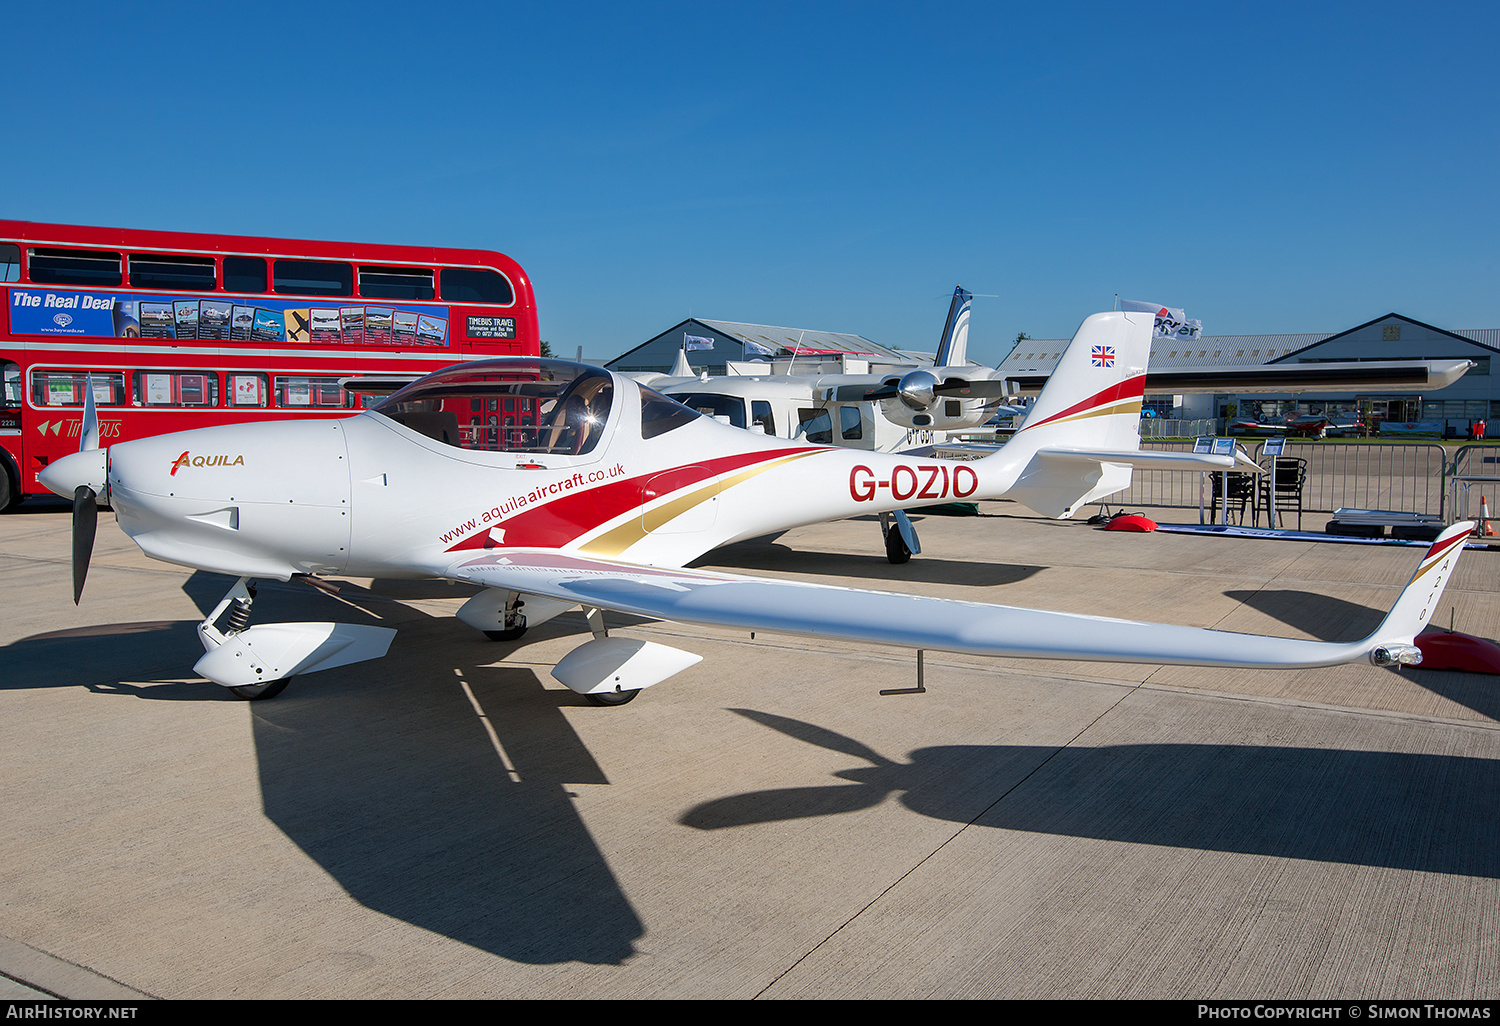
[444, 447, 819, 552]
[1022, 375, 1147, 431]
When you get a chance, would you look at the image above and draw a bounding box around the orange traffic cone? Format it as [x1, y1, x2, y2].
[1482, 496, 1496, 537]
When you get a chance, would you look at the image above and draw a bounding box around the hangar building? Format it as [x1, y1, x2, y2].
[996, 312, 1500, 435]
[606, 318, 920, 377]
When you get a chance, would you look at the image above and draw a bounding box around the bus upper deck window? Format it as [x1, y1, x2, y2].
[223, 257, 266, 293]
[273, 260, 353, 297]
[440, 267, 514, 304]
[130, 254, 216, 291]
[28, 248, 122, 287]
[0, 244, 19, 283]
[360, 266, 435, 300]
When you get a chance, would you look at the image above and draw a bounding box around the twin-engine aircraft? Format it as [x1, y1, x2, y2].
[40, 308, 1467, 704]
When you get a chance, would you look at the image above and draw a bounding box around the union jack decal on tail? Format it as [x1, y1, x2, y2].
[1092, 345, 1115, 368]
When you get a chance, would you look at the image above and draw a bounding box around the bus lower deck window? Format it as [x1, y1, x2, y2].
[31, 370, 126, 407]
[134, 371, 220, 407]
[274, 375, 354, 408]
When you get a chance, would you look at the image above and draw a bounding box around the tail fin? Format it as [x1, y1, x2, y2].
[933, 286, 973, 367]
[1367, 522, 1472, 664]
[985, 309, 1153, 517]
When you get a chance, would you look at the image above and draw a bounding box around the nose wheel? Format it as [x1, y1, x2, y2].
[228, 678, 292, 701]
[584, 688, 639, 706]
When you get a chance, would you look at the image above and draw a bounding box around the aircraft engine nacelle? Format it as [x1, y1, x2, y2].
[877, 394, 994, 432]
[864, 369, 1008, 432]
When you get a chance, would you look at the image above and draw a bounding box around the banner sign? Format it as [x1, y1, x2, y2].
[684, 333, 715, 351]
[8, 287, 451, 347]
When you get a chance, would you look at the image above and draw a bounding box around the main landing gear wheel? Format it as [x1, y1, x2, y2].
[585, 689, 639, 706]
[229, 678, 292, 701]
[484, 625, 528, 642]
[885, 528, 912, 564]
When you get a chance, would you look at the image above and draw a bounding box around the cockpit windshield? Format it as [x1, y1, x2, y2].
[373, 359, 614, 456]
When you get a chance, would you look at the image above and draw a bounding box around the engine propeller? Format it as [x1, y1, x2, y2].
[35, 375, 108, 604]
[864, 370, 1015, 411]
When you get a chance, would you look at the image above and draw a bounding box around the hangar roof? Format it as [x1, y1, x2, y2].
[995, 312, 1500, 378]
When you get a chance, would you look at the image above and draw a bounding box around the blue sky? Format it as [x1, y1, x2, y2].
[4, 1, 1496, 365]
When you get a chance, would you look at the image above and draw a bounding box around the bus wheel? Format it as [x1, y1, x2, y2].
[228, 677, 292, 701]
[0, 467, 11, 514]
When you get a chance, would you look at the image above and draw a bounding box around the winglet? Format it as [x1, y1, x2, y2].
[1368, 521, 1472, 665]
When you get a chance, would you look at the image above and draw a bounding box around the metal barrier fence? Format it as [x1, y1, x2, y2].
[1450, 445, 1500, 522]
[1102, 440, 1450, 518]
[1138, 418, 1218, 438]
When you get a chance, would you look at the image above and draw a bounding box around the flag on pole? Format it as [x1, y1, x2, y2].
[1122, 300, 1202, 341]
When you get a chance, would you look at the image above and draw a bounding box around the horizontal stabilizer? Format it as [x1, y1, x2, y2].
[1036, 446, 1262, 473]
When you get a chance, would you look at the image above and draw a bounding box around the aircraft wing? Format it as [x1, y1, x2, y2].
[432, 526, 1470, 669]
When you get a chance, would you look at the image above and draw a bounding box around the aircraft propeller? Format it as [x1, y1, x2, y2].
[863, 370, 1014, 410]
[68, 375, 103, 604]
[72, 483, 97, 604]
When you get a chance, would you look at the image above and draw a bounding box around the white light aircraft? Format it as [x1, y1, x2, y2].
[40, 309, 1467, 705]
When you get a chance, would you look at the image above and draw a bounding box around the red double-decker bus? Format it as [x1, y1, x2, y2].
[0, 220, 539, 511]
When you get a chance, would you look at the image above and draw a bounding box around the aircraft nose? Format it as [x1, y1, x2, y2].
[38, 449, 107, 499]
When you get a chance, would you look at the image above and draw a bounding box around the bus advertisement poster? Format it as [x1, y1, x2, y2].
[7, 287, 452, 347]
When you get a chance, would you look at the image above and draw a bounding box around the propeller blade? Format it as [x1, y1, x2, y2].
[863, 387, 899, 401]
[79, 373, 100, 452]
[72, 485, 97, 605]
[933, 379, 1013, 398]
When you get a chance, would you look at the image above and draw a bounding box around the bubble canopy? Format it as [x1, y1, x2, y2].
[372, 359, 616, 456]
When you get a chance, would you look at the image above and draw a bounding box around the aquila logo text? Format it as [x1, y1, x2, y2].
[170, 452, 245, 475]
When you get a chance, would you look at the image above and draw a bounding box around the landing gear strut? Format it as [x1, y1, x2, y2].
[483, 591, 529, 641]
[198, 579, 292, 701]
[879, 510, 919, 564]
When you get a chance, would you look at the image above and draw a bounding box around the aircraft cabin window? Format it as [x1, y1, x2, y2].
[797, 409, 833, 445]
[673, 392, 745, 428]
[640, 386, 700, 440]
[839, 405, 862, 441]
[751, 400, 774, 435]
[375, 360, 616, 456]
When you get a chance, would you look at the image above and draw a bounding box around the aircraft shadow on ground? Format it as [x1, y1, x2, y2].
[681, 710, 1500, 879]
[199, 573, 648, 966]
[698, 537, 1045, 588]
[4, 570, 647, 965]
[1225, 589, 1500, 720]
